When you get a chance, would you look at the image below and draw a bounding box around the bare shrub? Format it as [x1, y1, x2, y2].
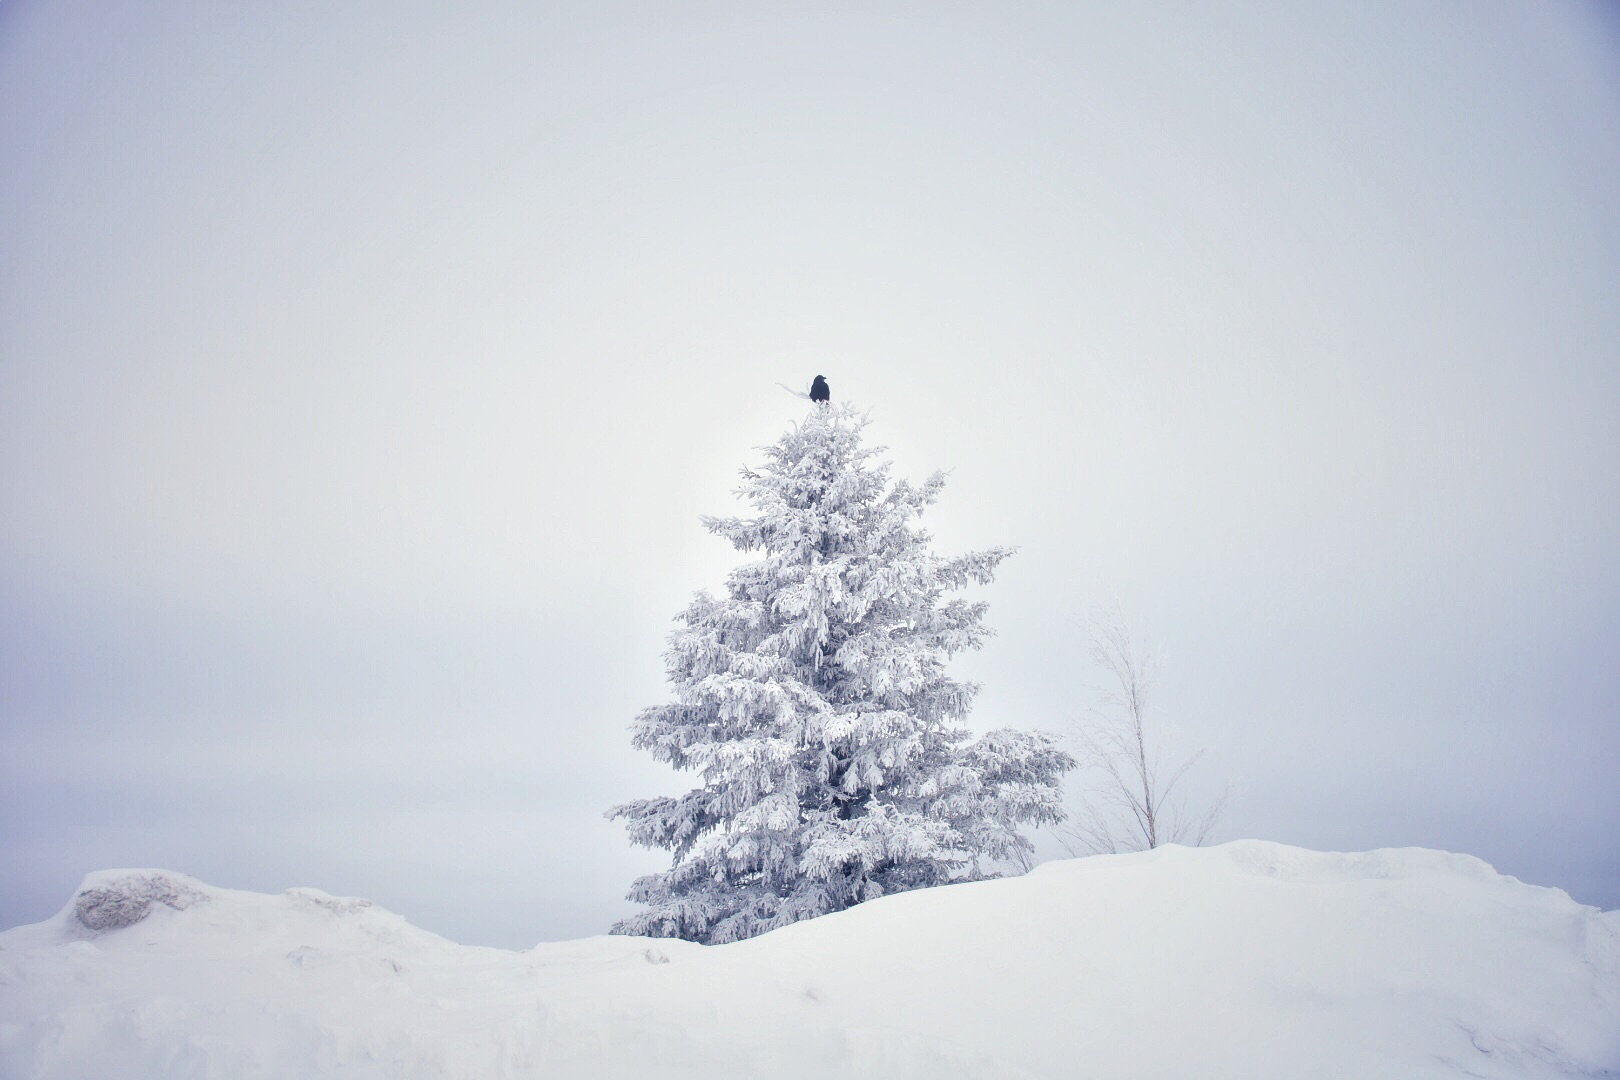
[1055, 609, 1228, 855]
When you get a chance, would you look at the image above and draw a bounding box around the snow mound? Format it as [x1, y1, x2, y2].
[1, 841, 1616, 1079]
[70, 870, 210, 933]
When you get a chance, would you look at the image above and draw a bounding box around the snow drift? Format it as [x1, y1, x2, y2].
[1, 841, 1615, 1079]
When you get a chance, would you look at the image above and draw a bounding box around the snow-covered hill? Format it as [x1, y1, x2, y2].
[1, 841, 1615, 1079]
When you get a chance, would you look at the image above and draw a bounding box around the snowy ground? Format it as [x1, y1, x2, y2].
[1, 841, 1615, 1079]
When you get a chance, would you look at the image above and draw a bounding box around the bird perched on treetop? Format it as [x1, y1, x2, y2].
[810, 375, 830, 404]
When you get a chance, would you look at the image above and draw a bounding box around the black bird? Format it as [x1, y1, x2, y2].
[810, 375, 830, 404]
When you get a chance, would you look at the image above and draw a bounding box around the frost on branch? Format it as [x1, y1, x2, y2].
[608, 404, 1073, 943]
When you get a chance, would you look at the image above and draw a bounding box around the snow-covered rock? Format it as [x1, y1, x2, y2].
[1, 841, 1615, 1079]
[68, 870, 210, 933]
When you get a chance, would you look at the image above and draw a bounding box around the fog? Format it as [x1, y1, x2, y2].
[3, 1, 1616, 946]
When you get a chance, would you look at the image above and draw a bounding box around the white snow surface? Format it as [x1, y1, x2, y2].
[1, 841, 1616, 1079]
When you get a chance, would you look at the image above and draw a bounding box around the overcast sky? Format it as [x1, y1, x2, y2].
[3, 1, 1617, 948]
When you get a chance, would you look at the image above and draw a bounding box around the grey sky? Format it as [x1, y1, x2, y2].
[3, 1, 1617, 947]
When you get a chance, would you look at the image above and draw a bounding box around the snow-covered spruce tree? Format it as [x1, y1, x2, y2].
[608, 403, 1073, 944]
